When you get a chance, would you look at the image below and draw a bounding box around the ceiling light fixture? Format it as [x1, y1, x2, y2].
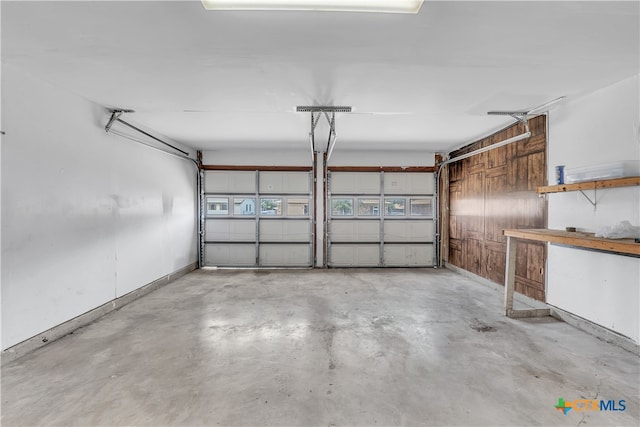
[201, 0, 424, 14]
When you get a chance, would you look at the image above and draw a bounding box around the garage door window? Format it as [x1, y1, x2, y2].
[358, 198, 380, 216]
[410, 198, 433, 217]
[287, 198, 309, 216]
[260, 198, 282, 216]
[332, 198, 354, 216]
[384, 198, 406, 216]
[233, 198, 256, 216]
[206, 197, 229, 216]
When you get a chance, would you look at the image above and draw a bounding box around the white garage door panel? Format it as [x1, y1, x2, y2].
[205, 244, 256, 266]
[203, 170, 312, 267]
[384, 173, 434, 195]
[259, 171, 310, 194]
[384, 221, 434, 242]
[205, 219, 255, 241]
[384, 244, 434, 266]
[260, 220, 310, 242]
[330, 220, 380, 242]
[330, 244, 379, 267]
[327, 171, 436, 267]
[330, 172, 380, 194]
[205, 171, 256, 193]
[260, 244, 310, 266]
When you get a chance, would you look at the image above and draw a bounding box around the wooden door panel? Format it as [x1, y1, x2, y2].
[449, 239, 463, 267]
[465, 238, 484, 276]
[487, 139, 507, 169]
[517, 133, 546, 156]
[484, 247, 506, 285]
[527, 151, 546, 191]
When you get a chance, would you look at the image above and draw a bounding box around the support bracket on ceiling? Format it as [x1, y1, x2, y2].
[487, 96, 566, 124]
[105, 109, 134, 132]
[297, 106, 352, 113]
[104, 108, 190, 156]
[297, 106, 351, 161]
[486, 111, 530, 125]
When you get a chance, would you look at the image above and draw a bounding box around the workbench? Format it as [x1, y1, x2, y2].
[502, 228, 640, 318]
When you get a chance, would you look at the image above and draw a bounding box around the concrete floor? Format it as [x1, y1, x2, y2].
[1, 269, 639, 426]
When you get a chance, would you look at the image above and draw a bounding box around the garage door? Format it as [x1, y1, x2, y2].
[327, 171, 435, 267]
[203, 170, 313, 267]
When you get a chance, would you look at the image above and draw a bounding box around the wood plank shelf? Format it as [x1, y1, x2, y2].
[504, 228, 640, 256]
[536, 176, 640, 194]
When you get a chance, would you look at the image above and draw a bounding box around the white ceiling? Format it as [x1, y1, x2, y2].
[2, 1, 639, 153]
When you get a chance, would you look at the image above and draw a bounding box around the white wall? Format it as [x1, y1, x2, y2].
[329, 150, 435, 167]
[202, 149, 435, 167]
[202, 149, 311, 166]
[1, 65, 198, 350]
[547, 74, 640, 344]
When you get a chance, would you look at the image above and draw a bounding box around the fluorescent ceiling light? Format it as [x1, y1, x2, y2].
[201, 0, 424, 14]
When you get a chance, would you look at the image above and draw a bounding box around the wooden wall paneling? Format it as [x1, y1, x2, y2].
[526, 243, 545, 284]
[449, 161, 464, 182]
[527, 151, 546, 192]
[448, 178, 462, 266]
[485, 166, 508, 245]
[516, 156, 530, 192]
[449, 183, 461, 230]
[449, 239, 462, 267]
[465, 238, 484, 277]
[484, 241, 506, 284]
[518, 133, 546, 156]
[439, 164, 450, 264]
[464, 171, 485, 238]
[514, 240, 528, 288]
[487, 149, 505, 170]
[506, 140, 519, 189]
[487, 138, 507, 169]
[447, 115, 547, 302]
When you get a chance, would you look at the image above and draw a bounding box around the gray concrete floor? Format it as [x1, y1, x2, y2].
[1, 268, 639, 426]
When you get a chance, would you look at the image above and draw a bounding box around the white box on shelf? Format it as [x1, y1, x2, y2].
[564, 161, 640, 184]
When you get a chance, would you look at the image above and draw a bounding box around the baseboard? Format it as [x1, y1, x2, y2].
[444, 262, 639, 355]
[548, 306, 639, 356]
[1, 262, 198, 365]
